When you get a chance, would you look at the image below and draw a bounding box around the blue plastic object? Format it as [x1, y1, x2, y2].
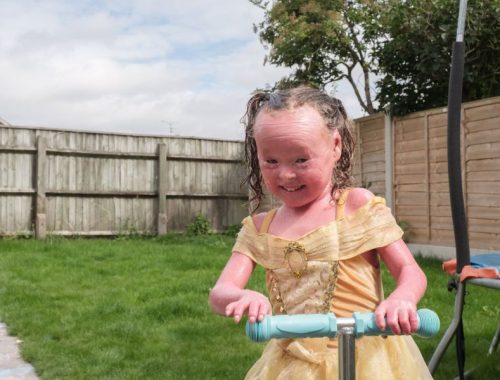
[470, 253, 500, 270]
[246, 309, 440, 342]
[246, 313, 337, 342]
[352, 308, 440, 338]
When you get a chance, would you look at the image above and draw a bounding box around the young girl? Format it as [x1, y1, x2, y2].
[209, 86, 432, 379]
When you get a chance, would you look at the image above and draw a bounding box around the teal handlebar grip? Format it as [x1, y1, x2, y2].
[246, 309, 440, 342]
[245, 313, 337, 342]
[353, 308, 440, 338]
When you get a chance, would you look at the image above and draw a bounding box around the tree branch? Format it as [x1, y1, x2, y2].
[343, 9, 375, 113]
[248, 0, 267, 10]
[341, 64, 370, 113]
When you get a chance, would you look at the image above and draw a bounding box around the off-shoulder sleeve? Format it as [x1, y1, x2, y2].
[231, 197, 403, 267]
[232, 216, 269, 267]
[337, 197, 403, 259]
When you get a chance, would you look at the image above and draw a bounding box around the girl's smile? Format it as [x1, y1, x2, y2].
[281, 185, 305, 192]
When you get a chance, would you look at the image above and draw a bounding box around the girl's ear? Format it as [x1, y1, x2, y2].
[332, 129, 342, 161]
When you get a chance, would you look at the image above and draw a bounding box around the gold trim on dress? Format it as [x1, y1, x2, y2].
[323, 261, 340, 312]
[284, 241, 308, 278]
[268, 270, 286, 314]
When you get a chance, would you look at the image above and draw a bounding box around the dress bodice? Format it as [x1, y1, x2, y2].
[233, 195, 403, 316]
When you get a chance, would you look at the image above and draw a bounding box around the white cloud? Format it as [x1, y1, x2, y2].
[0, 1, 365, 141]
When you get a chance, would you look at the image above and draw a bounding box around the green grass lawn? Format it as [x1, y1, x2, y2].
[0, 235, 498, 379]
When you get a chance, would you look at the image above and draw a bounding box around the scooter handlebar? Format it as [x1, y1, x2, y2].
[352, 308, 440, 338]
[246, 309, 440, 342]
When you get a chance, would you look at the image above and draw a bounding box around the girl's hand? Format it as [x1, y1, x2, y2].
[225, 290, 271, 324]
[376, 239, 427, 335]
[374, 297, 418, 335]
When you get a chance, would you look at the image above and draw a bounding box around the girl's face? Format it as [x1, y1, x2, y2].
[254, 106, 341, 209]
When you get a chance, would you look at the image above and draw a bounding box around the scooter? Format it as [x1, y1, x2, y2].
[246, 309, 440, 380]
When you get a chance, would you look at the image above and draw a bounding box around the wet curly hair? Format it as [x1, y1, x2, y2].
[242, 86, 355, 213]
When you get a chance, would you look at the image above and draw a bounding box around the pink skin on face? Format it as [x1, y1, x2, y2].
[254, 106, 341, 211]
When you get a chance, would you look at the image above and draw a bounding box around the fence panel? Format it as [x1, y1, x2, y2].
[464, 98, 500, 250]
[0, 126, 247, 237]
[353, 96, 500, 251]
[0, 128, 36, 234]
[352, 114, 386, 196]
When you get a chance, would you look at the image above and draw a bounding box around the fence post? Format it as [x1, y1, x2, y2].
[35, 136, 47, 239]
[425, 113, 431, 242]
[157, 143, 168, 235]
[384, 113, 394, 211]
[355, 120, 364, 187]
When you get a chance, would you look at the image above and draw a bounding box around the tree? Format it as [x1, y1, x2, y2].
[376, 0, 500, 116]
[251, 0, 500, 116]
[250, 0, 383, 114]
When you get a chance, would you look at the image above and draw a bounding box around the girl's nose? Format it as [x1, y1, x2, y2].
[280, 166, 296, 180]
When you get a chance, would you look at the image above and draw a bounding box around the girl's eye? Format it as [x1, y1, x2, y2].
[265, 159, 278, 165]
[296, 158, 308, 164]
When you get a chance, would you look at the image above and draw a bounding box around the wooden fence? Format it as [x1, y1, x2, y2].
[1, 96, 499, 248]
[353, 96, 500, 251]
[0, 126, 247, 237]
[351, 114, 388, 198]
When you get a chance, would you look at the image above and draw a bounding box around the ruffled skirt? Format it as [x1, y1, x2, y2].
[245, 336, 432, 380]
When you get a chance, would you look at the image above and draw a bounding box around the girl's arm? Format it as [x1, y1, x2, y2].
[208, 252, 271, 323]
[376, 240, 427, 335]
[345, 188, 427, 335]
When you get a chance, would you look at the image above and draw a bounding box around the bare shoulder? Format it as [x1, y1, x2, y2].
[251, 212, 267, 231]
[344, 187, 375, 216]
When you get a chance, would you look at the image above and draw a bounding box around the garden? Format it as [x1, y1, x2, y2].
[0, 229, 498, 379]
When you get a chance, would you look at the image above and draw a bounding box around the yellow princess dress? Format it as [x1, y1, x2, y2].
[232, 192, 433, 380]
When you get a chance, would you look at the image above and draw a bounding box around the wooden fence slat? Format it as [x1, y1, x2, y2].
[468, 206, 500, 220]
[396, 205, 428, 217]
[395, 173, 427, 185]
[0, 147, 37, 153]
[467, 171, 500, 182]
[464, 100, 500, 122]
[469, 232, 500, 250]
[428, 148, 447, 163]
[0, 188, 36, 195]
[467, 157, 500, 172]
[394, 139, 425, 153]
[157, 143, 168, 235]
[467, 193, 500, 207]
[466, 128, 500, 146]
[395, 162, 426, 175]
[35, 136, 47, 239]
[467, 181, 500, 194]
[467, 141, 500, 160]
[395, 150, 425, 165]
[468, 218, 500, 234]
[466, 115, 500, 133]
[394, 129, 423, 142]
[428, 113, 447, 128]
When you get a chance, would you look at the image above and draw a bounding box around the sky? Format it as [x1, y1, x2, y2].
[0, 0, 367, 141]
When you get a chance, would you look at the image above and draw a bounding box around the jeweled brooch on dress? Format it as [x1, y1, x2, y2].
[284, 241, 308, 278]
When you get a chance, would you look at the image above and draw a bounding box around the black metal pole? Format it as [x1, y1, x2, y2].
[447, 2, 469, 275]
[447, 1, 468, 379]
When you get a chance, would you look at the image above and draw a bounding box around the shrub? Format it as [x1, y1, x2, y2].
[186, 213, 212, 236]
[223, 224, 241, 238]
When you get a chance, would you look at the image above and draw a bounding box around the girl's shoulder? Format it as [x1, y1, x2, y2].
[250, 211, 268, 232]
[343, 187, 376, 216]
